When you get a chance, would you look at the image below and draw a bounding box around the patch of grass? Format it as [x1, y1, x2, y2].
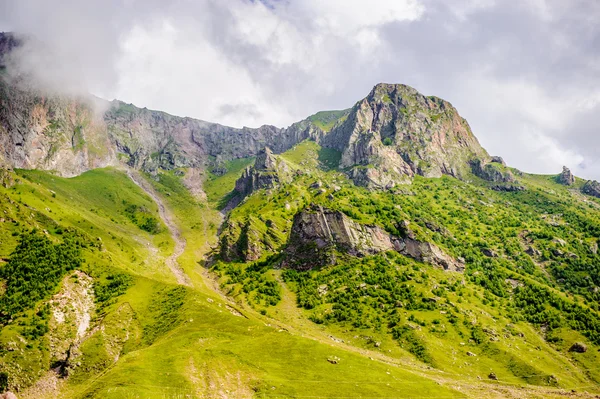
[307, 109, 350, 132]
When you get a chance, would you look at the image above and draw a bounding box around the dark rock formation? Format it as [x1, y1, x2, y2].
[282, 205, 464, 272]
[582, 180, 600, 198]
[490, 156, 506, 165]
[470, 159, 515, 183]
[481, 248, 498, 258]
[557, 166, 575, 186]
[569, 342, 587, 353]
[490, 184, 525, 192]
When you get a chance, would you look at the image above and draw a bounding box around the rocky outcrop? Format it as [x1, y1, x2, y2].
[490, 156, 506, 166]
[557, 166, 575, 186]
[0, 79, 117, 177]
[282, 205, 464, 272]
[490, 184, 525, 192]
[470, 159, 515, 183]
[582, 180, 600, 198]
[105, 102, 324, 173]
[233, 147, 291, 200]
[321, 83, 490, 188]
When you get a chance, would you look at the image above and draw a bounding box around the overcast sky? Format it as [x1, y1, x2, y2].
[1, 0, 599, 179]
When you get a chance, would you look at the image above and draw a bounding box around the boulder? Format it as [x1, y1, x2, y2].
[481, 248, 498, 258]
[525, 246, 541, 257]
[569, 342, 587, 353]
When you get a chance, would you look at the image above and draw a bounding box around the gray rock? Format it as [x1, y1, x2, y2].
[569, 342, 587, 353]
[557, 166, 575, 186]
[321, 83, 490, 188]
[470, 159, 515, 183]
[582, 180, 600, 198]
[282, 205, 464, 272]
[525, 246, 541, 257]
[232, 147, 291, 202]
[490, 156, 506, 165]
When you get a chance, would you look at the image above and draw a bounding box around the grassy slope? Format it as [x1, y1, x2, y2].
[213, 141, 600, 396]
[0, 166, 464, 398]
[4, 140, 600, 397]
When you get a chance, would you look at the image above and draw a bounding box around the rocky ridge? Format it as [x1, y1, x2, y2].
[283, 205, 464, 272]
[0, 35, 496, 187]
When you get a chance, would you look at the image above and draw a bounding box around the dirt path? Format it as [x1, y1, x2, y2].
[126, 169, 191, 286]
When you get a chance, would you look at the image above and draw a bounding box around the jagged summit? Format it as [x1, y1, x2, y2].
[320, 82, 490, 188]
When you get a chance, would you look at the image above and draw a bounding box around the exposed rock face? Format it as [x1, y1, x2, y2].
[0, 79, 116, 177]
[470, 159, 515, 183]
[105, 102, 323, 173]
[321, 83, 489, 188]
[582, 180, 600, 198]
[283, 205, 464, 272]
[557, 166, 575, 186]
[233, 147, 291, 200]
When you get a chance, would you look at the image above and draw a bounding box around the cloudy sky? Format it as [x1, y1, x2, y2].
[1, 0, 599, 178]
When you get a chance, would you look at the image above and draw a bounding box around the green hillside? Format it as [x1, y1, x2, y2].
[1, 145, 600, 398]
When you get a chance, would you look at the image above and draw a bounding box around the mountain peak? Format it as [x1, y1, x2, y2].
[320, 82, 489, 188]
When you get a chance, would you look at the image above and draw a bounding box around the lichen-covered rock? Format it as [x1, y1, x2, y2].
[321, 83, 490, 188]
[557, 166, 575, 186]
[282, 205, 464, 272]
[582, 180, 600, 198]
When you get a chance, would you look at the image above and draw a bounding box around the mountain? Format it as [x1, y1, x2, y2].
[3, 32, 600, 399]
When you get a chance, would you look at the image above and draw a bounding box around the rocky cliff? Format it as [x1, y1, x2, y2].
[283, 205, 464, 272]
[0, 79, 116, 176]
[320, 83, 490, 188]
